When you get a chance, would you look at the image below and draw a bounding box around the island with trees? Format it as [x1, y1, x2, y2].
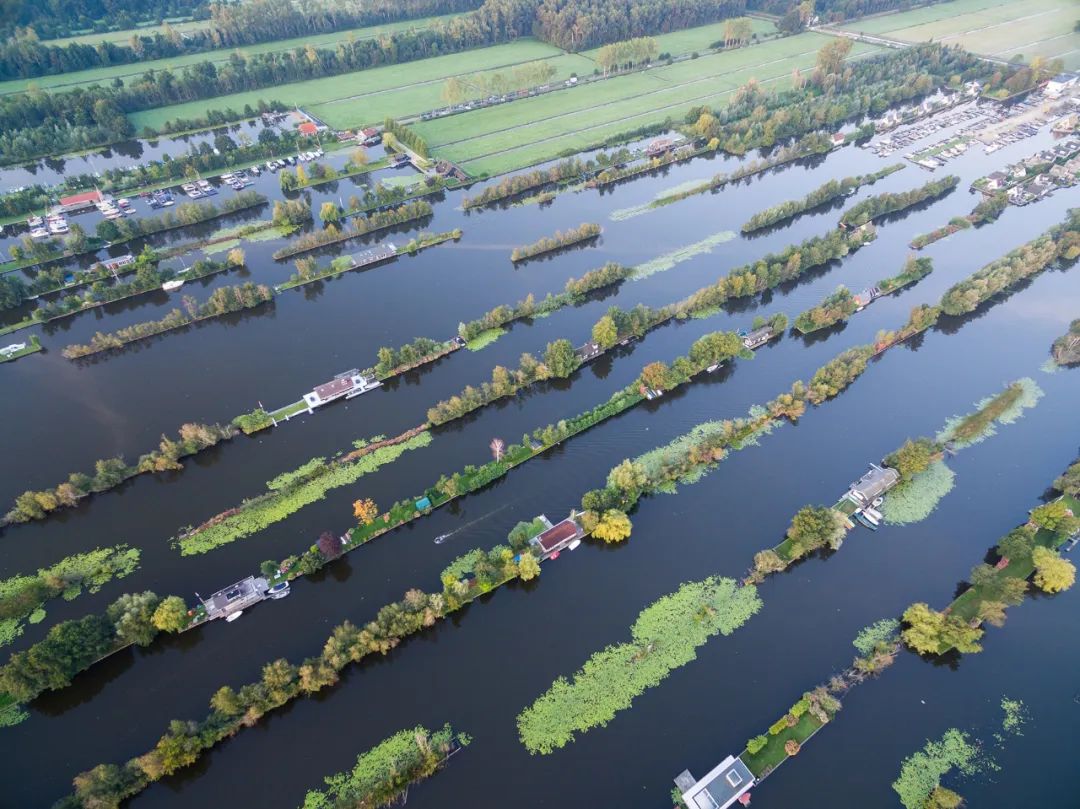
[839, 175, 959, 229]
[510, 222, 602, 262]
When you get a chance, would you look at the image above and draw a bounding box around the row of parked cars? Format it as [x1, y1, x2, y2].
[265, 148, 325, 171]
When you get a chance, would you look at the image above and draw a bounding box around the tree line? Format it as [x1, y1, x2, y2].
[0, 0, 483, 80]
[741, 163, 903, 233]
[510, 222, 601, 261]
[940, 208, 1079, 316]
[272, 200, 433, 259]
[384, 118, 430, 159]
[92, 190, 266, 245]
[793, 285, 857, 334]
[533, 0, 746, 51]
[1, 0, 208, 41]
[443, 59, 557, 103]
[61, 282, 274, 358]
[5, 423, 236, 525]
[839, 175, 958, 228]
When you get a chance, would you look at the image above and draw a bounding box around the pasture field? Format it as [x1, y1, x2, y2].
[127, 38, 571, 131]
[839, 0, 1079, 69]
[40, 18, 210, 48]
[0, 13, 468, 95]
[580, 16, 776, 60]
[416, 34, 880, 175]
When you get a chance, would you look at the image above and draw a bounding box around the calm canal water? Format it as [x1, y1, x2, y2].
[1, 104, 1078, 808]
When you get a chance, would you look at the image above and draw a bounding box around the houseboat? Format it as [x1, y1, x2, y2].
[674, 755, 755, 809]
[301, 369, 381, 411]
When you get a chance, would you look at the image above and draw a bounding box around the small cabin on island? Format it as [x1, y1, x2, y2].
[675, 755, 755, 809]
[575, 340, 604, 363]
[529, 515, 585, 559]
[741, 327, 775, 350]
[848, 463, 900, 505]
[199, 576, 268, 621]
[303, 369, 380, 409]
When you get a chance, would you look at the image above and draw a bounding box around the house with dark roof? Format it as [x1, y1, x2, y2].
[302, 369, 380, 410]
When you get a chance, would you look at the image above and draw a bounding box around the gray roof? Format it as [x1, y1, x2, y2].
[681, 756, 754, 809]
[850, 463, 900, 501]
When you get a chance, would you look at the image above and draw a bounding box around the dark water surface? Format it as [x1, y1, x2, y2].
[1, 108, 1078, 808]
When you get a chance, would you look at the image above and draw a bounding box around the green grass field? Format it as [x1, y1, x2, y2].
[127, 38, 573, 131]
[838, 0, 1079, 69]
[0, 13, 468, 95]
[40, 18, 210, 48]
[580, 17, 776, 60]
[415, 33, 879, 175]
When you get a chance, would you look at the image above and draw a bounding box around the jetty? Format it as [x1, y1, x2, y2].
[674, 755, 755, 809]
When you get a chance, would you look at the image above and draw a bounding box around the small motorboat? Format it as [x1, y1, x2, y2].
[854, 511, 879, 531]
[162, 279, 185, 292]
[433, 534, 451, 544]
[225, 610, 244, 622]
[550, 550, 560, 560]
[27, 215, 44, 227]
[568, 539, 581, 551]
[29, 227, 49, 239]
[267, 582, 290, 600]
[864, 506, 884, 523]
[871, 497, 884, 508]
[706, 362, 722, 372]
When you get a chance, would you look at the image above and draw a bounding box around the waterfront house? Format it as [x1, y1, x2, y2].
[297, 121, 319, 137]
[831, 132, 846, 148]
[675, 756, 755, 809]
[575, 340, 604, 363]
[984, 171, 1007, 190]
[302, 370, 380, 409]
[199, 576, 269, 621]
[0, 343, 27, 358]
[529, 516, 585, 559]
[741, 326, 775, 350]
[57, 189, 104, 213]
[848, 463, 900, 505]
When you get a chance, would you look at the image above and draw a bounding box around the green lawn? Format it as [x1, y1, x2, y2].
[2, 14, 468, 95]
[741, 712, 823, 777]
[127, 38, 569, 132]
[40, 18, 209, 48]
[835, 0, 1080, 69]
[949, 494, 1080, 622]
[414, 33, 879, 175]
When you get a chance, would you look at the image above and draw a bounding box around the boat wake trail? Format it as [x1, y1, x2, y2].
[434, 503, 512, 544]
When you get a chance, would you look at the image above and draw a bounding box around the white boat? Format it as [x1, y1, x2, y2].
[568, 539, 582, 551]
[162, 279, 185, 292]
[864, 506, 884, 523]
[225, 610, 244, 622]
[29, 227, 49, 238]
[267, 582, 290, 600]
[48, 222, 69, 234]
[27, 215, 43, 227]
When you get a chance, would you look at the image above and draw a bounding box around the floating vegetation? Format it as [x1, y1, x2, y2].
[0, 697, 27, 728]
[27, 609, 45, 624]
[516, 577, 762, 754]
[609, 177, 712, 221]
[882, 461, 956, 526]
[892, 729, 986, 809]
[936, 378, 1043, 449]
[1040, 357, 1063, 374]
[999, 696, 1028, 737]
[466, 327, 506, 351]
[177, 432, 433, 555]
[630, 231, 736, 280]
[852, 618, 901, 656]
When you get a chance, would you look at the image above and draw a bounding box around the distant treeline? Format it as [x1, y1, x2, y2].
[0, 0, 483, 79]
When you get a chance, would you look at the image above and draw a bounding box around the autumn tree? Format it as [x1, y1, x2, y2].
[316, 531, 342, 561]
[884, 437, 939, 481]
[518, 553, 541, 581]
[1032, 546, 1075, 593]
[901, 603, 983, 655]
[151, 596, 189, 633]
[591, 314, 618, 349]
[353, 498, 378, 525]
[593, 509, 632, 543]
[786, 505, 847, 557]
[543, 338, 578, 377]
[1030, 500, 1080, 536]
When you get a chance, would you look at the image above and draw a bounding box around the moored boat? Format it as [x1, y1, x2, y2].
[162, 279, 185, 292]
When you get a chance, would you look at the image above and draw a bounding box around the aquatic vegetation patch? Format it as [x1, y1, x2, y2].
[936, 378, 1042, 448]
[0, 696, 27, 728]
[630, 231, 736, 280]
[177, 432, 433, 555]
[516, 577, 761, 754]
[852, 618, 900, 656]
[881, 461, 956, 525]
[609, 176, 713, 221]
[466, 327, 506, 351]
[892, 728, 986, 809]
[0, 545, 141, 646]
